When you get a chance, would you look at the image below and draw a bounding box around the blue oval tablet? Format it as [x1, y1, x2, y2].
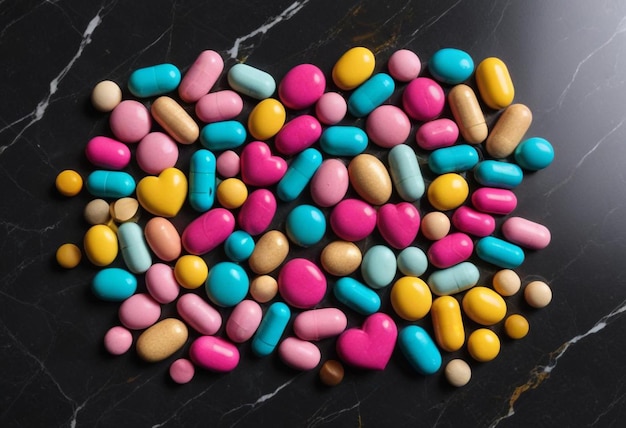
[514, 137, 555, 171]
[320, 126, 368, 156]
[128, 63, 181, 98]
[396, 246, 428, 277]
[200, 120, 247, 151]
[286, 204, 326, 247]
[224, 230, 255, 262]
[205, 262, 249, 307]
[92, 268, 137, 301]
[361, 245, 397, 289]
[474, 160, 523, 189]
[399, 325, 442, 375]
[429, 48, 474, 84]
[334, 277, 381, 315]
[348, 73, 395, 117]
[475, 236, 525, 269]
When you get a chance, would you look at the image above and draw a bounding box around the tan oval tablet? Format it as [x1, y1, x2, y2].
[144, 217, 181, 262]
[486, 103, 532, 158]
[448, 84, 488, 144]
[248, 230, 289, 275]
[136, 318, 188, 363]
[84, 198, 111, 225]
[320, 241, 362, 276]
[110, 197, 140, 223]
[151, 96, 199, 144]
[348, 154, 392, 206]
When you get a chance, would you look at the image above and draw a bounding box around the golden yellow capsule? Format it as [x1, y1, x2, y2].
[462, 286, 507, 325]
[247, 98, 286, 140]
[467, 328, 500, 362]
[136, 318, 188, 362]
[476, 57, 515, 110]
[84, 224, 118, 266]
[431, 296, 465, 352]
[332, 47, 375, 90]
[486, 103, 532, 158]
[448, 84, 488, 144]
[390, 276, 433, 321]
[151, 96, 199, 144]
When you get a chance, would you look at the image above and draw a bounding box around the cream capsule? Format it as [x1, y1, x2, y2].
[448, 84, 488, 144]
[150, 96, 199, 144]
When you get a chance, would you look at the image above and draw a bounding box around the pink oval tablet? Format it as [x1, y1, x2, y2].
[278, 258, 327, 309]
[471, 187, 518, 215]
[278, 337, 321, 371]
[279, 63, 326, 110]
[110, 100, 151, 143]
[310, 159, 349, 207]
[402, 77, 445, 121]
[226, 299, 263, 343]
[377, 202, 421, 249]
[238, 189, 276, 236]
[274, 115, 322, 155]
[189, 336, 240, 372]
[85, 136, 131, 170]
[145, 263, 180, 304]
[293, 308, 348, 341]
[451, 206, 495, 237]
[118, 293, 161, 330]
[144, 217, 182, 262]
[416, 118, 460, 150]
[136, 132, 179, 174]
[104, 326, 133, 355]
[195, 90, 244, 123]
[240, 141, 287, 187]
[182, 208, 235, 255]
[366, 105, 411, 148]
[330, 198, 377, 241]
[502, 216, 551, 250]
[315, 92, 347, 125]
[388, 49, 421, 82]
[177, 293, 222, 335]
[169, 358, 195, 384]
[427, 232, 474, 269]
[216, 150, 240, 178]
[179, 50, 224, 103]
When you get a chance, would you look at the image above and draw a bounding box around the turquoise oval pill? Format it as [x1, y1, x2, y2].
[388, 144, 425, 201]
[476, 236, 525, 269]
[224, 230, 255, 262]
[514, 137, 555, 171]
[427, 262, 479, 296]
[399, 325, 442, 375]
[429, 144, 479, 174]
[474, 160, 523, 189]
[117, 222, 152, 274]
[205, 262, 249, 307]
[227, 63, 276, 100]
[92, 268, 137, 301]
[361, 245, 397, 289]
[200, 121, 247, 151]
[347, 73, 395, 117]
[320, 126, 368, 156]
[429, 48, 474, 85]
[86, 170, 136, 198]
[276, 148, 323, 202]
[252, 302, 291, 357]
[128, 63, 181, 98]
[397, 246, 428, 277]
[189, 149, 216, 212]
[286, 204, 326, 247]
[334, 277, 381, 315]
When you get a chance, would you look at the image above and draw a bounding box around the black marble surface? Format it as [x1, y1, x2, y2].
[2, 0, 626, 426]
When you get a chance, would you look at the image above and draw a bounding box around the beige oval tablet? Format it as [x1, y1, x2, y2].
[110, 197, 140, 223]
[348, 154, 392, 206]
[248, 230, 289, 275]
[486, 103, 532, 158]
[320, 241, 362, 276]
[136, 318, 188, 363]
[151, 96, 199, 144]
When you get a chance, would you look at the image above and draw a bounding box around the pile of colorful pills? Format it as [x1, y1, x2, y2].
[55, 46, 555, 387]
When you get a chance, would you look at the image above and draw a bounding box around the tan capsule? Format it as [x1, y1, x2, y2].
[110, 197, 140, 223]
[448, 84, 488, 144]
[136, 318, 188, 363]
[320, 241, 362, 276]
[486, 103, 532, 158]
[151, 96, 199, 144]
[431, 296, 465, 352]
[348, 154, 392, 205]
[248, 230, 289, 274]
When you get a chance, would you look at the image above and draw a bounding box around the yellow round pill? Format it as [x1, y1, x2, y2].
[174, 255, 208, 289]
[390, 276, 432, 321]
[56, 243, 82, 269]
[467, 328, 500, 362]
[249, 275, 278, 303]
[427, 173, 468, 211]
[493, 269, 521, 296]
[504, 314, 529, 339]
[462, 286, 507, 325]
[55, 170, 83, 197]
[217, 178, 248, 209]
[247, 98, 286, 140]
[332, 46, 375, 90]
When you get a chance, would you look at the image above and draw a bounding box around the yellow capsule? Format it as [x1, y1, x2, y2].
[174, 255, 208, 289]
[476, 57, 515, 110]
[217, 178, 248, 209]
[427, 173, 469, 211]
[467, 328, 500, 362]
[390, 276, 433, 321]
[462, 286, 507, 325]
[448, 84, 488, 144]
[247, 98, 286, 140]
[84, 224, 118, 266]
[56, 243, 82, 269]
[55, 170, 83, 197]
[136, 318, 188, 362]
[504, 314, 529, 339]
[431, 296, 465, 352]
[485, 103, 532, 159]
[332, 47, 375, 90]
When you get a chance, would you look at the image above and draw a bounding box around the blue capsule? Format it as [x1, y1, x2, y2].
[224, 230, 255, 262]
[252, 302, 291, 357]
[427, 262, 480, 296]
[188, 149, 216, 212]
[276, 148, 322, 202]
[476, 236, 525, 269]
[286, 204, 326, 247]
[86, 170, 136, 198]
[388, 144, 425, 201]
[227, 63, 276, 100]
[320, 126, 368, 156]
[347, 73, 395, 117]
[199, 121, 247, 151]
[128, 63, 181, 98]
[514, 137, 555, 171]
[117, 222, 152, 274]
[92, 268, 137, 301]
[399, 325, 442, 375]
[205, 262, 249, 307]
[334, 277, 381, 315]
[474, 160, 523, 189]
[429, 48, 474, 85]
[429, 144, 479, 174]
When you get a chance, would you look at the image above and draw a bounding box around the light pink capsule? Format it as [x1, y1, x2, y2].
[387, 49, 421, 82]
[330, 198, 377, 242]
[169, 358, 195, 384]
[176, 293, 222, 335]
[238, 189, 276, 236]
[278, 63, 326, 110]
[136, 132, 179, 174]
[366, 105, 411, 148]
[278, 337, 321, 371]
[402, 77, 445, 121]
[195, 90, 244, 123]
[451, 206, 495, 237]
[216, 150, 241, 178]
[278, 258, 327, 309]
[104, 326, 133, 355]
[274, 115, 322, 155]
[118, 293, 161, 330]
[85, 136, 131, 170]
[416, 118, 459, 150]
[471, 187, 518, 215]
[109, 100, 151, 143]
[226, 299, 263, 343]
[189, 336, 240, 372]
[427, 232, 474, 269]
[310, 159, 349, 207]
[502, 217, 551, 250]
[315, 92, 347, 125]
[179, 50, 224, 103]
[182, 208, 235, 255]
[293, 308, 347, 341]
[145, 263, 180, 304]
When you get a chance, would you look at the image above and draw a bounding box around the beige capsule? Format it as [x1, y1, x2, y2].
[151, 96, 199, 144]
[320, 241, 362, 276]
[448, 84, 488, 144]
[486, 103, 532, 158]
[248, 230, 289, 275]
[348, 154, 392, 206]
[136, 318, 188, 363]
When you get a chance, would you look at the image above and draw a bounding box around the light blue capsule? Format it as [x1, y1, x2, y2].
[476, 236, 525, 269]
[276, 148, 322, 202]
[388, 144, 424, 201]
[514, 137, 555, 171]
[361, 245, 397, 289]
[189, 149, 216, 212]
[427, 262, 480, 296]
[86, 170, 136, 198]
[286, 204, 326, 247]
[199, 121, 246, 151]
[347, 73, 395, 117]
[224, 230, 255, 262]
[320, 126, 368, 156]
[128, 63, 181, 98]
[399, 325, 442, 375]
[92, 268, 137, 301]
[396, 246, 428, 277]
[429, 48, 474, 85]
[205, 262, 249, 307]
[117, 222, 152, 274]
[334, 277, 381, 315]
[474, 160, 523, 189]
[227, 63, 276, 99]
[252, 302, 291, 357]
[429, 144, 479, 174]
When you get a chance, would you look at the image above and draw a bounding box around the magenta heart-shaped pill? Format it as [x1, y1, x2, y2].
[336, 312, 398, 370]
[377, 202, 420, 249]
[240, 141, 287, 187]
[189, 336, 240, 372]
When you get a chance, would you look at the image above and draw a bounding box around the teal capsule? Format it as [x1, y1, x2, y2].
[429, 144, 479, 174]
[320, 126, 368, 156]
[388, 144, 425, 201]
[276, 148, 322, 202]
[348, 73, 395, 117]
[429, 48, 474, 85]
[86, 170, 136, 198]
[92, 268, 137, 301]
[514, 137, 555, 171]
[427, 261, 479, 296]
[334, 277, 381, 315]
[224, 230, 255, 262]
[117, 222, 152, 274]
[206, 262, 249, 307]
[128, 63, 181, 98]
[361, 245, 397, 289]
[476, 236, 525, 269]
[396, 246, 428, 277]
[285, 204, 326, 247]
[252, 302, 291, 357]
[399, 325, 442, 375]
[474, 160, 523, 189]
[199, 121, 246, 151]
[189, 149, 216, 212]
[227, 63, 276, 100]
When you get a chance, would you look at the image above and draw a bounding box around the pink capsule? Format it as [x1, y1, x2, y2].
[189, 336, 240, 372]
[118, 293, 161, 330]
[145, 263, 180, 304]
[278, 337, 321, 371]
[416, 118, 459, 150]
[226, 299, 263, 343]
[274, 115, 322, 155]
[402, 77, 445, 121]
[182, 208, 235, 255]
[315, 92, 347, 125]
[109, 100, 151, 143]
[330, 198, 377, 241]
[502, 216, 551, 250]
[195, 90, 244, 123]
[293, 308, 348, 341]
[136, 132, 178, 174]
[177, 293, 222, 335]
[179, 50, 224, 103]
[427, 232, 474, 269]
[278, 63, 326, 110]
[238, 189, 277, 236]
[471, 187, 518, 215]
[366, 105, 411, 148]
[452, 206, 496, 237]
[310, 159, 349, 207]
[278, 258, 327, 309]
[85, 136, 131, 170]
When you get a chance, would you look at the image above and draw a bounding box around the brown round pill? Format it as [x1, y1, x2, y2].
[249, 275, 278, 303]
[421, 211, 450, 240]
[319, 359, 344, 386]
[110, 197, 140, 223]
[84, 198, 111, 225]
[320, 240, 362, 276]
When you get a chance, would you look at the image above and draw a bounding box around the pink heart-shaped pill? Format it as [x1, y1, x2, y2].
[336, 312, 398, 370]
[240, 141, 287, 187]
[377, 202, 420, 249]
[189, 336, 240, 372]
